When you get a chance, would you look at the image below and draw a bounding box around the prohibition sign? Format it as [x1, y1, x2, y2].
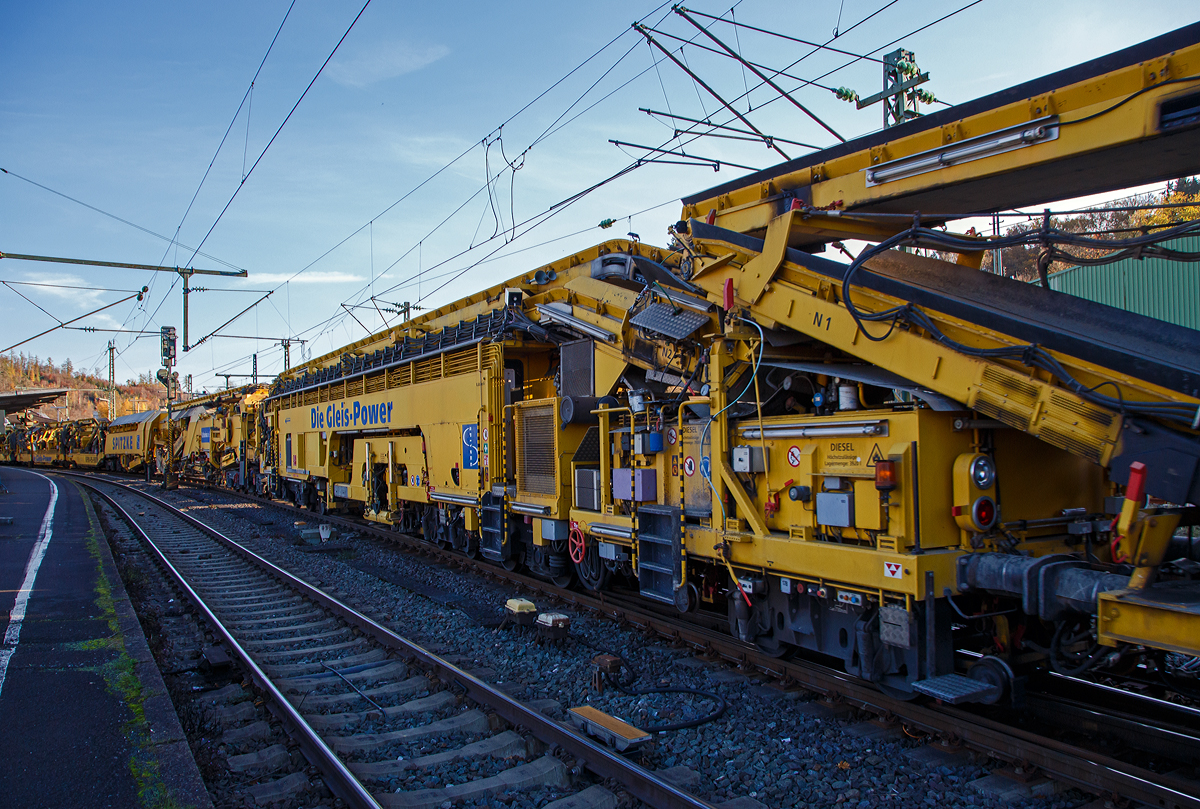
[787, 445, 803, 467]
[667, 427, 678, 446]
[684, 456, 696, 476]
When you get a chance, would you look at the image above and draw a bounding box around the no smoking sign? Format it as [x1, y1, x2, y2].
[787, 445, 803, 467]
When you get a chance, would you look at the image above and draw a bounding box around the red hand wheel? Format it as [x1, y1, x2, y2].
[568, 521, 586, 564]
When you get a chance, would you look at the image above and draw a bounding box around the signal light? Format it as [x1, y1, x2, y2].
[874, 459, 897, 491]
[972, 496, 998, 531]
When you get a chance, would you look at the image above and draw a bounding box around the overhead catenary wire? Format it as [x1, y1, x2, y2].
[161, 0, 298, 269]
[683, 6, 886, 63]
[255, 2, 965, 371]
[634, 27, 858, 102]
[0, 168, 246, 273]
[131, 2, 978, 386]
[663, 0, 961, 155]
[672, 7, 846, 142]
[128, 0, 373, 351]
[264, 1, 753, 354]
[180, 0, 373, 270]
[338, 6, 731, 322]
[228, 2, 683, 357]
[4, 289, 147, 353]
[197, 193, 681, 385]
[0, 280, 142, 293]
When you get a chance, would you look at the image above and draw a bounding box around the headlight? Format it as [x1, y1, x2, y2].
[970, 455, 995, 489]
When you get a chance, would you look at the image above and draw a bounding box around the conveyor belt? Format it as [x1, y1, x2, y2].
[690, 220, 1200, 399]
[684, 22, 1200, 218]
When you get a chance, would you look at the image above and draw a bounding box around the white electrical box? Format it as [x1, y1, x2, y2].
[598, 541, 629, 561]
[816, 492, 855, 527]
[732, 445, 765, 473]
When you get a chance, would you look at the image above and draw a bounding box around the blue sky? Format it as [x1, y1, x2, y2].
[2, 1, 1196, 393]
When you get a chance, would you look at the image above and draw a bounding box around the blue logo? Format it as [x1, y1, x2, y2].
[462, 424, 479, 470]
[201, 427, 211, 444]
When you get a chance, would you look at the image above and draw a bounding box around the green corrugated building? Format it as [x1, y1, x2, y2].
[1046, 235, 1200, 330]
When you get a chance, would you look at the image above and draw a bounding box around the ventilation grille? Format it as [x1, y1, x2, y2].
[572, 426, 602, 465]
[971, 366, 1038, 430]
[517, 403, 557, 496]
[561, 339, 594, 398]
[1048, 392, 1114, 428]
[1038, 425, 1103, 463]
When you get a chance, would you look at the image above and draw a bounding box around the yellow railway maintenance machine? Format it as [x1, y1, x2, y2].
[105, 410, 164, 474]
[264, 239, 700, 584]
[653, 21, 1200, 702]
[262, 23, 1200, 703]
[173, 384, 269, 489]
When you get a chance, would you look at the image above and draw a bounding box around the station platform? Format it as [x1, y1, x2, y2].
[0, 467, 211, 809]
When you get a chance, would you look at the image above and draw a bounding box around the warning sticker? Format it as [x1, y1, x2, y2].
[787, 445, 802, 467]
[867, 443, 884, 467]
[884, 561, 903, 579]
[667, 427, 678, 446]
[684, 456, 696, 477]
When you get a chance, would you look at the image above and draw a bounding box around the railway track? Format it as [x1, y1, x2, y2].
[61, 470, 1200, 807]
[67, 472, 715, 809]
[215, 479, 1200, 809]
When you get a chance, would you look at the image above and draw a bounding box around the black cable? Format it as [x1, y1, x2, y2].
[839, 219, 1200, 425]
[1048, 618, 1107, 676]
[601, 660, 728, 733]
[1060, 75, 1200, 128]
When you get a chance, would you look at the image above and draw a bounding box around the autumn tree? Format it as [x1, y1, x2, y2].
[978, 180, 1199, 281]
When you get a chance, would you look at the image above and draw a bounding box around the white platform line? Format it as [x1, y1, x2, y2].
[0, 472, 59, 698]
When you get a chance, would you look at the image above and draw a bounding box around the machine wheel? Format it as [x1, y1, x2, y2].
[754, 631, 791, 658]
[967, 656, 1015, 706]
[421, 506, 440, 544]
[574, 538, 608, 591]
[501, 549, 523, 572]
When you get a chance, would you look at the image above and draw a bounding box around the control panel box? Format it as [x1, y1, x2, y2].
[732, 445, 765, 473]
[613, 468, 658, 502]
[815, 491, 855, 527]
[632, 431, 664, 455]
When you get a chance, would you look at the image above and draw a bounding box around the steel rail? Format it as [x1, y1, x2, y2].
[216, 484, 1200, 809]
[68, 474, 717, 809]
[74, 477, 384, 809]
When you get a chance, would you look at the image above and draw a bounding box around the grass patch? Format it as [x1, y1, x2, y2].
[76, 483, 190, 809]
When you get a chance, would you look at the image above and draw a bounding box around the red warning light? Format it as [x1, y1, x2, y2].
[874, 459, 897, 491]
[972, 496, 998, 530]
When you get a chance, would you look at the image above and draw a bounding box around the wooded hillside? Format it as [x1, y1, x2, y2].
[1, 352, 165, 420]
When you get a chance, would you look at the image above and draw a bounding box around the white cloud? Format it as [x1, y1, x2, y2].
[248, 271, 366, 285]
[328, 41, 449, 88]
[15, 273, 113, 309]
